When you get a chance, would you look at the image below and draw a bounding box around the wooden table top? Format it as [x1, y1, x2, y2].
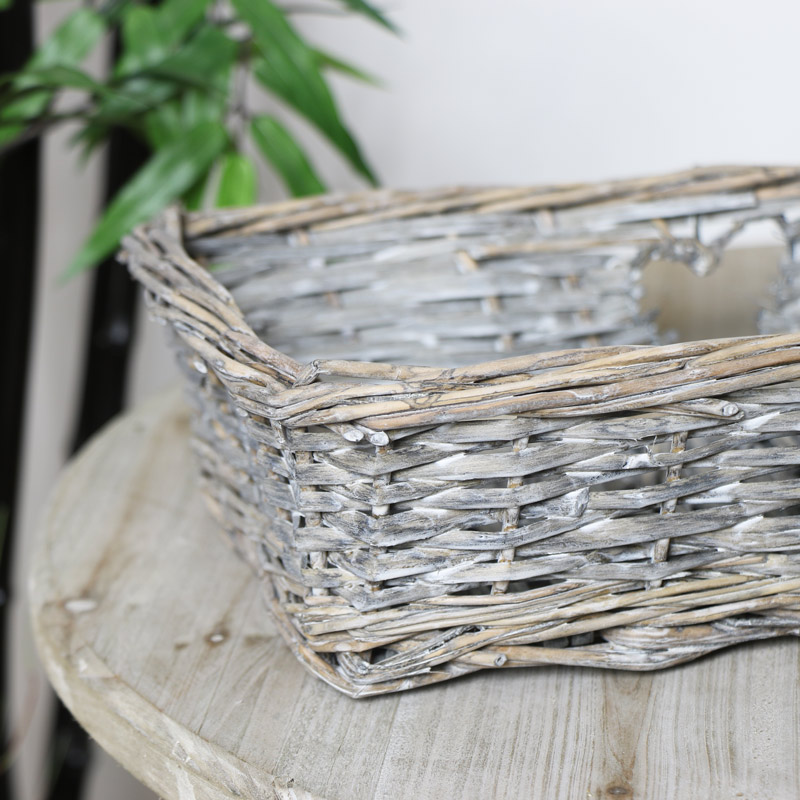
[30, 389, 800, 800]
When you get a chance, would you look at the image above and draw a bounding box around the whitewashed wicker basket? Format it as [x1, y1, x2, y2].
[125, 166, 800, 696]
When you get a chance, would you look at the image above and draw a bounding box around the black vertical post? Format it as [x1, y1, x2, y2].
[44, 54, 149, 800]
[0, 0, 41, 798]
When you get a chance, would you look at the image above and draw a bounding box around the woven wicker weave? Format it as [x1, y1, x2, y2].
[125, 165, 800, 697]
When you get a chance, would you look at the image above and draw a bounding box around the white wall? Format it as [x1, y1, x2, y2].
[12, 1, 800, 798]
[300, 0, 800, 188]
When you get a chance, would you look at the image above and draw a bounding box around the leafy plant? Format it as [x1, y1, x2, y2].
[0, 0, 395, 277]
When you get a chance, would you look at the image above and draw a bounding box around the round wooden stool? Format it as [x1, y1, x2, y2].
[30, 390, 800, 800]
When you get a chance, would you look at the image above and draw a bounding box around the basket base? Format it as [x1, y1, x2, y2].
[237, 542, 800, 697]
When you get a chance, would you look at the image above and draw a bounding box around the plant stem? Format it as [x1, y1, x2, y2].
[0, 110, 90, 158]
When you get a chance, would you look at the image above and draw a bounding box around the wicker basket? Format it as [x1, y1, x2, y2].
[125, 165, 800, 697]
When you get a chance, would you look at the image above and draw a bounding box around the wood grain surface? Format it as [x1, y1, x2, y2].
[30, 390, 800, 800]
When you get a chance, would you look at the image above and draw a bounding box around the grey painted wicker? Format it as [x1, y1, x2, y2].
[125, 165, 800, 697]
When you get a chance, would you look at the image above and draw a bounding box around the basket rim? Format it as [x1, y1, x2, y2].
[180, 163, 800, 239]
[122, 164, 800, 432]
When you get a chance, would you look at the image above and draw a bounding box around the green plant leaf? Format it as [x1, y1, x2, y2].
[156, 0, 211, 48]
[114, 0, 216, 81]
[313, 48, 383, 87]
[181, 82, 228, 126]
[65, 120, 227, 278]
[96, 0, 133, 26]
[0, 0, 13, 11]
[251, 114, 325, 197]
[8, 65, 147, 109]
[153, 25, 237, 87]
[234, 0, 376, 185]
[10, 64, 104, 94]
[143, 100, 182, 149]
[0, 8, 105, 147]
[117, 5, 167, 75]
[337, 0, 398, 34]
[141, 51, 231, 152]
[216, 152, 257, 207]
[98, 22, 234, 134]
[116, 0, 213, 76]
[30, 8, 105, 66]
